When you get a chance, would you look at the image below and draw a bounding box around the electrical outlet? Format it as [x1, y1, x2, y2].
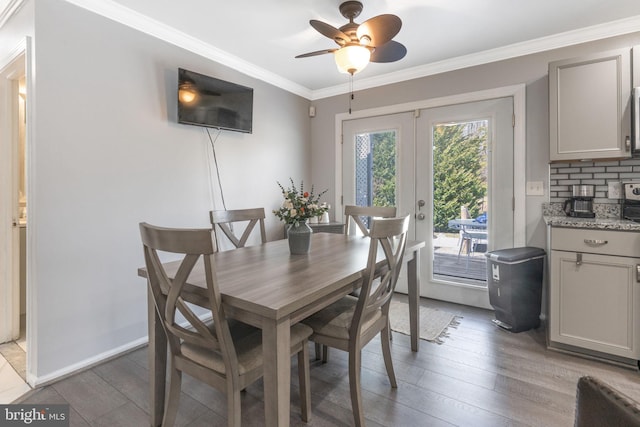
[608, 181, 621, 199]
[526, 181, 544, 196]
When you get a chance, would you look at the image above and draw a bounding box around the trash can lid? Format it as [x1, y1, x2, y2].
[485, 246, 546, 263]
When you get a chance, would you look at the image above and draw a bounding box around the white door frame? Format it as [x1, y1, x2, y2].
[335, 85, 526, 246]
[0, 37, 35, 385]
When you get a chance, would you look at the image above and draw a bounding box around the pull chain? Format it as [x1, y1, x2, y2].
[348, 74, 354, 114]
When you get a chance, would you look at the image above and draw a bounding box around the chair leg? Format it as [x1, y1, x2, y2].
[322, 345, 329, 363]
[381, 326, 397, 388]
[163, 363, 182, 427]
[298, 341, 311, 422]
[314, 342, 322, 360]
[348, 350, 365, 427]
[227, 384, 242, 427]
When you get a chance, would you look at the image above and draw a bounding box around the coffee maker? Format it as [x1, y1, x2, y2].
[563, 184, 595, 218]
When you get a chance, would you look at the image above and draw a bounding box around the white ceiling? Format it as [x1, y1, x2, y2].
[14, 1, 640, 98]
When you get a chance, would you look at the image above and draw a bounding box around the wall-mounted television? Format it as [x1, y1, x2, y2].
[178, 68, 253, 133]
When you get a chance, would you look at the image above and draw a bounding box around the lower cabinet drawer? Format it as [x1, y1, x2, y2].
[551, 227, 640, 257]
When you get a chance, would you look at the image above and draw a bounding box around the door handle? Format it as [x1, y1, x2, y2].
[417, 213, 426, 221]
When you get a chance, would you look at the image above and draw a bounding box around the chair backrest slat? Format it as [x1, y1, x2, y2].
[350, 215, 410, 337]
[210, 208, 267, 250]
[344, 205, 397, 237]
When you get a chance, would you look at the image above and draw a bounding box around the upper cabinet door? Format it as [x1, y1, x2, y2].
[549, 48, 631, 162]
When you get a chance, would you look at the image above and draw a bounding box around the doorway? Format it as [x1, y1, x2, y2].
[336, 86, 526, 308]
[0, 42, 30, 398]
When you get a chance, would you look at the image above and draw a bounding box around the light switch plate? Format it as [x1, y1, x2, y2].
[526, 181, 544, 196]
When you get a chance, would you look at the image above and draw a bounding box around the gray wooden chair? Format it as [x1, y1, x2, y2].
[139, 222, 312, 427]
[315, 205, 399, 361]
[302, 215, 410, 427]
[210, 208, 267, 250]
[344, 205, 397, 236]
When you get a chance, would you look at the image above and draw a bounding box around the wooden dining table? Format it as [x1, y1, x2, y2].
[138, 232, 424, 427]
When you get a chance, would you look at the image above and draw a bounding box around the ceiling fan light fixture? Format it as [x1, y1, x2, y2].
[334, 45, 371, 75]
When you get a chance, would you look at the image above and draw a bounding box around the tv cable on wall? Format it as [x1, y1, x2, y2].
[205, 127, 227, 211]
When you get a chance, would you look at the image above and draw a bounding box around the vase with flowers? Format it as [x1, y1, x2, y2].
[273, 179, 328, 254]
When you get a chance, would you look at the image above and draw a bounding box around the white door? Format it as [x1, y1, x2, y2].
[341, 112, 415, 228]
[416, 97, 514, 307]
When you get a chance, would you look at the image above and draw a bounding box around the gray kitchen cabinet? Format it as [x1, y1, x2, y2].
[549, 48, 631, 161]
[549, 227, 640, 362]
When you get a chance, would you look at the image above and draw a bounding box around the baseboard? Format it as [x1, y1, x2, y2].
[30, 336, 148, 388]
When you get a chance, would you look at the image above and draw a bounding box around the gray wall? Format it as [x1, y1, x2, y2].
[310, 33, 640, 250]
[1, 0, 311, 382]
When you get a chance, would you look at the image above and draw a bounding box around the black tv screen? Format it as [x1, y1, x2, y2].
[178, 68, 253, 133]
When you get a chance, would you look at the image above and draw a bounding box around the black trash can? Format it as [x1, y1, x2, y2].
[485, 247, 546, 332]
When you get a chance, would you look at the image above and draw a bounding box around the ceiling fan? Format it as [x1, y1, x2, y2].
[296, 1, 407, 75]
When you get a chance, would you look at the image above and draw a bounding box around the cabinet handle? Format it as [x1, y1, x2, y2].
[637, 265, 640, 283]
[626, 135, 631, 152]
[576, 253, 582, 266]
[584, 239, 608, 246]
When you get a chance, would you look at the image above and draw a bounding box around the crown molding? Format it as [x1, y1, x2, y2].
[62, 0, 314, 99]
[0, 0, 25, 30]
[310, 15, 640, 100]
[5, 1, 640, 101]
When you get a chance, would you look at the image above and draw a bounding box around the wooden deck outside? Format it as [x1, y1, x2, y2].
[433, 250, 488, 282]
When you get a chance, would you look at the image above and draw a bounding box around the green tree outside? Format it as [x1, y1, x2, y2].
[371, 131, 396, 207]
[433, 122, 487, 232]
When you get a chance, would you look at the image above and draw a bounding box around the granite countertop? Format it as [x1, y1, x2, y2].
[543, 215, 640, 231]
[542, 202, 640, 231]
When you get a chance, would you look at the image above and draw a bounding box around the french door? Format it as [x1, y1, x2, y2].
[341, 112, 415, 232]
[341, 95, 518, 308]
[416, 97, 514, 307]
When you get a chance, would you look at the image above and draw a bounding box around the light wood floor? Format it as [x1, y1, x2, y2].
[15, 295, 640, 426]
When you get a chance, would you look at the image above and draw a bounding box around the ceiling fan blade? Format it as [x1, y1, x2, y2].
[310, 20, 350, 45]
[295, 48, 338, 59]
[356, 14, 401, 47]
[370, 40, 407, 63]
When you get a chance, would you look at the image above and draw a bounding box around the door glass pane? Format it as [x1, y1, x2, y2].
[432, 120, 488, 285]
[355, 130, 396, 226]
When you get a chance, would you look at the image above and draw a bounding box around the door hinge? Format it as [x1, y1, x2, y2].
[341, 195, 343, 205]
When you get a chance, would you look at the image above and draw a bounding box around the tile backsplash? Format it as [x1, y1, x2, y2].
[549, 158, 640, 204]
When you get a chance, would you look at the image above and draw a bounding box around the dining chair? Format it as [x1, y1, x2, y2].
[139, 222, 312, 427]
[344, 205, 397, 236]
[314, 205, 399, 361]
[209, 208, 267, 250]
[302, 215, 410, 427]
